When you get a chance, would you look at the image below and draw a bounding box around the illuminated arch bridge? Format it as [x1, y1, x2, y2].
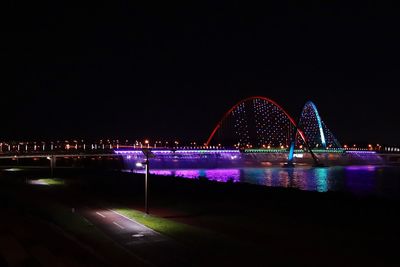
[206, 96, 341, 152]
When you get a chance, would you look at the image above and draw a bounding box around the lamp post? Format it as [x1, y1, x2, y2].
[144, 156, 149, 214]
[47, 156, 55, 178]
[141, 148, 154, 214]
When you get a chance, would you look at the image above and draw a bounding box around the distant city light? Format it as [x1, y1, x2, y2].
[136, 162, 144, 167]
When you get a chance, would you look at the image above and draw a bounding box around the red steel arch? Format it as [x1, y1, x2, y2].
[205, 96, 306, 146]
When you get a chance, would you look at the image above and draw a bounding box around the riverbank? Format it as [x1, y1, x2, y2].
[1, 168, 399, 266]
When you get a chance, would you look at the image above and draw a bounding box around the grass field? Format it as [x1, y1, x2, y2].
[37, 178, 65, 185]
[114, 208, 237, 249]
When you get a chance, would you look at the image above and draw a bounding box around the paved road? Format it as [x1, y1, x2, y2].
[79, 207, 192, 267]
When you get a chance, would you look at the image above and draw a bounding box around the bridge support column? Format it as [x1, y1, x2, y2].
[285, 125, 324, 167]
[284, 141, 296, 167]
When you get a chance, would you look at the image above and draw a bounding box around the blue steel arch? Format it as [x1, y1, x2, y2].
[287, 101, 330, 165]
[303, 101, 327, 149]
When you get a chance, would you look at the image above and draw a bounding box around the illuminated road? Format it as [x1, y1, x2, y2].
[79, 207, 191, 267]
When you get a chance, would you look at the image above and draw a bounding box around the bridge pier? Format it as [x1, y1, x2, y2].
[283, 141, 296, 167]
[283, 162, 295, 168]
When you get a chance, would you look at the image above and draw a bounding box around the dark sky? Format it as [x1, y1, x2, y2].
[2, 1, 399, 144]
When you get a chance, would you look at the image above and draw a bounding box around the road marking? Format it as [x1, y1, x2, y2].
[132, 233, 144, 238]
[109, 209, 159, 234]
[96, 212, 106, 218]
[113, 221, 125, 229]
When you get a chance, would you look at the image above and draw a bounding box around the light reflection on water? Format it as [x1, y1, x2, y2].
[240, 167, 330, 192]
[150, 169, 241, 183]
[133, 166, 400, 198]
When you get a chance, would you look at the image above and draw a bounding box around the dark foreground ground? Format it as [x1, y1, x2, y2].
[0, 168, 399, 267]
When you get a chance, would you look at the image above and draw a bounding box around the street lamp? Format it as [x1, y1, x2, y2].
[141, 148, 154, 214]
[47, 156, 55, 178]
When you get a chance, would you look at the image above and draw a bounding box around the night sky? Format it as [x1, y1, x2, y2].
[3, 2, 399, 144]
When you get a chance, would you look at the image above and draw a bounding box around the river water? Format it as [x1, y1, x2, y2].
[134, 166, 400, 199]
